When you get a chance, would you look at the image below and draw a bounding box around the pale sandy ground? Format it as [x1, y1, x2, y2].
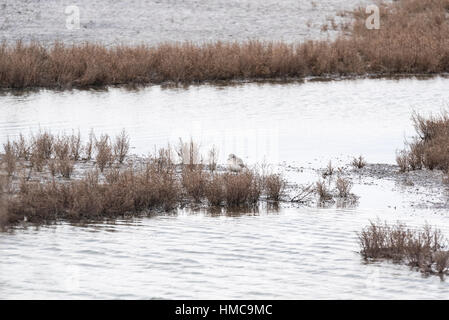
[0, 0, 370, 46]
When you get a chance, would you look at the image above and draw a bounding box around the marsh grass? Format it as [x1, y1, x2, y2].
[56, 157, 74, 178]
[0, 175, 8, 227]
[205, 173, 225, 206]
[316, 180, 333, 202]
[207, 146, 218, 173]
[264, 173, 285, 201]
[13, 134, 30, 160]
[397, 112, 449, 173]
[181, 164, 208, 202]
[95, 134, 113, 172]
[0, 132, 285, 226]
[358, 221, 449, 274]
[336, 176, 352, 198]
[223, 170, 262, 207]
[85, 129, 95, 161]
[70, 130, 82, 161]
[322, 161, 334, 178]
[3, 129, 131, 178]
[1, 0, 448, 89]
[2, 140, 16, 177]
[113, 129, 130, 164]
[351, 156, 367, 169]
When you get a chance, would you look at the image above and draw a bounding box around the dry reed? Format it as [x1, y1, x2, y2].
[397, 112, 449, 173]
[0, 0, 448, 89]
[0, 131, 285, 226]
[113, 129, 130, 164]
[351, 156, 367, 169]
[2, 140, 16, 177]
[0, 175, 8, 227]
[336, 176, 352, 198]
[95, 134, 113, 172]
[264, 173, 285, 201]
[358, 221, 448, 274]
[316, 180, 333, 202]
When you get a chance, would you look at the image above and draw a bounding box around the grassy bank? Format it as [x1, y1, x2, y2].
[0, 0, 448, 89]
[0, 131, 285, 227]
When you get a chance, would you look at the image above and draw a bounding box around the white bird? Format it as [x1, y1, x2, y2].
[227, 154, 245, 172]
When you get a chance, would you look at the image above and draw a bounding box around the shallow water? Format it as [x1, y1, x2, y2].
[1, 77, 449, 299]
[1, 77, 449, 165]
[2, 207, 449, 299]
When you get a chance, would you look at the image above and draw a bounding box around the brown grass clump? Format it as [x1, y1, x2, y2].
[316, 180, 333, 202]
[95, 134, 113, 172]
[53, 135, 71, 160]
[176, 138, 200, 170]
[28, 130, 54, 172]
[2, 129, 132, 178]
[207, 146, 219, 173]
[56, 157, 74, 178]
[70, 130, 82, 161]
[85, 129, 95, 161]
[32, 130, 54, 161]
[396, 150, 409, 173]
[322, 161, 334, 178]
[136, 153, 181, 211]
[6, 153, 182, 222]
[223, 170, 262, 207]
[48, 159, 57, 177]
[351, 156, 367, 169]
[358, 221, 449, 274]
[336, 176, 352, 198]
[181, 165, 208, 202]
[0, 0, 448, 89]
[397, 112, 449, 173]
[264, 173, 285, 201]
[434, 251, 449, 274]
[2, 140, 17, 177]
[0, 176, 9, 227]
[13, 134, 31, 160]
[113, 129, 130, 164]
[0, 131, 286, 227]
[205, 174, 225, 206]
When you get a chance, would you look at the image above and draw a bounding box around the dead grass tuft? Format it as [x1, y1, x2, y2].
[181, 164, 208, 202]
[113, 129, 130, 164]
[223, 170, 262, 207]
[57, 157, 74, 178]
[358, 221, 448, 274]
[0, 176, 8, 227]
[205, 173, 225, 206]
[316, 180, 333, 202]
[0, 132, 287, 226]
[0, 0, 448, 89]
[336, 176, 352, 198]
[13, 134, 31, 160]
[398, 112, 449, 173]
[264, 173, 285, 201]
[2, 140, 17, 177]
[95, 134, 113, 172]
[352, 156, 367, 169]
